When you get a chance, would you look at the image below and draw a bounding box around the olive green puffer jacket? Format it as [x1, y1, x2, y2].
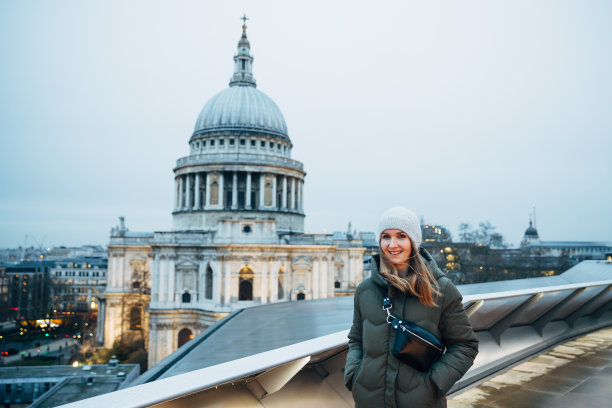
[344, 249, 478, 408]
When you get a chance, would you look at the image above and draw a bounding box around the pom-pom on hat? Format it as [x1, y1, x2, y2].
[377, 206, 422, 249]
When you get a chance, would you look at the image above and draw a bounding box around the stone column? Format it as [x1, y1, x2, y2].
[231, 171, 238, 209]
[151, 254, 160, 306]
[312, 259, 320, 299]
[168, 256, 176, 306]
[185, 175, 192, 210]
[165, 329, 173, 361]
[205, 173, 211, 208]
[117, 256, 125, 289]
[272, 175, 277, 209]
[267, 259, 275, 302]
[198, 259, 205, 304]
[260, 260, 268, 304]
[320, 256, 328, 299]
[95, 298, 105, 345]
[290, 178, 296, 210]
[282, 176, 287, 210]
[174, 178, 179, 211]
[223, 258, 231, 305]
[259, 173, 265, 209]
[194, 173, 201, 209]
[219, 172, 225, 208]
[327, 256, 334, 298]
[158, 257, 167, 302]
[178, 176, 184, 209]
[246, 172, 252, 209]
[297, 179, 302, 212]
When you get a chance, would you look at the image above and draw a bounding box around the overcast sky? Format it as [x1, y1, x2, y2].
[1, 1, 611, 249]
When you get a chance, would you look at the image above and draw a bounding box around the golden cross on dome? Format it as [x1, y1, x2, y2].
[241, 14, 249, 34]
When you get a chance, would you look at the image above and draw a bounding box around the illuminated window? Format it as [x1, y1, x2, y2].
[178, 328, 193, 348]
[129, 306, 142, 330]
[239, 266, 253, 301]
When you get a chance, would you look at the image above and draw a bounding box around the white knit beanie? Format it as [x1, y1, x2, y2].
[377, 206, 422, 249]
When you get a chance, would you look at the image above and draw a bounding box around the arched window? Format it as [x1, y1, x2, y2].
[177, 328, 193, 348]
[129, 306, 142, 330]
[264, 182, 273, 206]
[239, 266, 253, 301]
[210, 180, 219, 205]
[182, 292, 191, 303]
[334, 281, 341, 289]
[205, 265, 213, 300]
[297, 293, 306, 301]
[132, 281, 141, 290]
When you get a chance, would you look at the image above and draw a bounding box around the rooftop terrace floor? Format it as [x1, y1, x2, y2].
[449, 326, 612, 407]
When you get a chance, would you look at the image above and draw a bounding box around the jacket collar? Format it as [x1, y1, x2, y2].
[371, 247, 444, 288]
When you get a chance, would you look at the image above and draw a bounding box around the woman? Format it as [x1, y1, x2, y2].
[345, 207, 478, 407]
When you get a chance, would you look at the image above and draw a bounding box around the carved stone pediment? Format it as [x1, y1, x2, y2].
[334, 256, 345, 268]
[176, 258, 198, 271]
[129, 255, 147, 267]
[291, 257, 313, 273]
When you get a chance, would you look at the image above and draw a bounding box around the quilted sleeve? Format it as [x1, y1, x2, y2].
[429, 279, 479, 395]
[344, 290, 364, 391]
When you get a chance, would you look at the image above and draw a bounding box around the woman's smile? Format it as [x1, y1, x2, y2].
[380, 229, 412, 266]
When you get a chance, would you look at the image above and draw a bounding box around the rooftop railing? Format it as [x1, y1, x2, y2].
[59, 261, 612, 407]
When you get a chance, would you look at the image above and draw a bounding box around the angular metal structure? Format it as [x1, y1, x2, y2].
[59, 260, 612, 407]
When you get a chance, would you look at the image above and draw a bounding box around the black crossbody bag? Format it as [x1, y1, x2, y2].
[381, 287, 445, 372]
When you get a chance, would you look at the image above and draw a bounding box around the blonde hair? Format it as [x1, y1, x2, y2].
[379, 238, 440, 307]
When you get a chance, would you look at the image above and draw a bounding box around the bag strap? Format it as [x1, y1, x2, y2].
[379, 284, 395, 324]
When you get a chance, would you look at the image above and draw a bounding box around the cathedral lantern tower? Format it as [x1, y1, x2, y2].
[172, 16, 306, 242]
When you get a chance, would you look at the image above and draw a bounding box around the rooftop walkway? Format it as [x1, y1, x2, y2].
[449, 326, 612, 407]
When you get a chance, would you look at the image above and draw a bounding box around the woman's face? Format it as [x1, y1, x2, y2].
[380, 229, 412, 267]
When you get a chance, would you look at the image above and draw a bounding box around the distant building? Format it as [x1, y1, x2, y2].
[50, 257, 107, 316]
[97, 222, 153, 352]
[519, 220, 612, 260]
[520, 219, 539, 247]
[422, 223, 452, 244]
[0, 361, 139, 407]
[2, 261, 53, 321]
[0, 265, 8, 322]
[0, 245, 107, 264]
[46, 245, 107, 260]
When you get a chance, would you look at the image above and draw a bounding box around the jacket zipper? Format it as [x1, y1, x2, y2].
[399, 324, 443, 353]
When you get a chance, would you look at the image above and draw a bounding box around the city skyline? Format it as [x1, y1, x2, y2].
[1, 1, 611, 248]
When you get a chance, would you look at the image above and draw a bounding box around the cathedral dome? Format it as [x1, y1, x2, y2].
[192, 19, 288, 141]
[524, 221, 539, 238]
[194, 86, 288, 139]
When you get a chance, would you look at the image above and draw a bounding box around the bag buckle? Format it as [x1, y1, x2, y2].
[382, 297, 392, 310]
[383, 297, 394, 323]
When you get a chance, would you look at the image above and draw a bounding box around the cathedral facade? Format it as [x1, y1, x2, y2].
[100, 21, 366, 368]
